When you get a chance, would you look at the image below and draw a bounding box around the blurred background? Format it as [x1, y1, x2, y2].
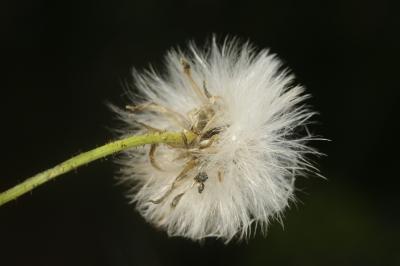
[0, 0, 398, 265]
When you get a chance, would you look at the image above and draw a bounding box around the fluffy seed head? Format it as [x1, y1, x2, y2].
[114, 37, 319, 242]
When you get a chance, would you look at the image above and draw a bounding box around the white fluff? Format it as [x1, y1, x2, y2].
[114, 37, 319, 242]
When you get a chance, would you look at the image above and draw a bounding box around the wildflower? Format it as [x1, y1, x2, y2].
[114, 37, 318, 242]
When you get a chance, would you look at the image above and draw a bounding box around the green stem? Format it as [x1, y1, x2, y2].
[0, 131, 196, 207]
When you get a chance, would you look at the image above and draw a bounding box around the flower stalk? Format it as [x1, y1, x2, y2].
[0, 131, 196, 207]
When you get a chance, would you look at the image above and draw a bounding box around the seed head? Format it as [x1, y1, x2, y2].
[113, 37, 319, 242]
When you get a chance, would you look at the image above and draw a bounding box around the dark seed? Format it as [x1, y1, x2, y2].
[197, 183, 205, 193]
[201, 127, 224, 140]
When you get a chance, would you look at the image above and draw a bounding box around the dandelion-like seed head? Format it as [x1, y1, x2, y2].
[114, 37, 319, 242]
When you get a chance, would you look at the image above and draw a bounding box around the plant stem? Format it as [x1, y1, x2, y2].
[0, 131, 196, 207]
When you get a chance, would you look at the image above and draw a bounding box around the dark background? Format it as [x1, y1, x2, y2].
[1, 0, 398, 265]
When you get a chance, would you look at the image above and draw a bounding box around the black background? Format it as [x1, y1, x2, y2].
[1, 0, 399, 265]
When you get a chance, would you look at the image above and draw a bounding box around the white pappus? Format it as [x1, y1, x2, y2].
[113, 37, 319, 242]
